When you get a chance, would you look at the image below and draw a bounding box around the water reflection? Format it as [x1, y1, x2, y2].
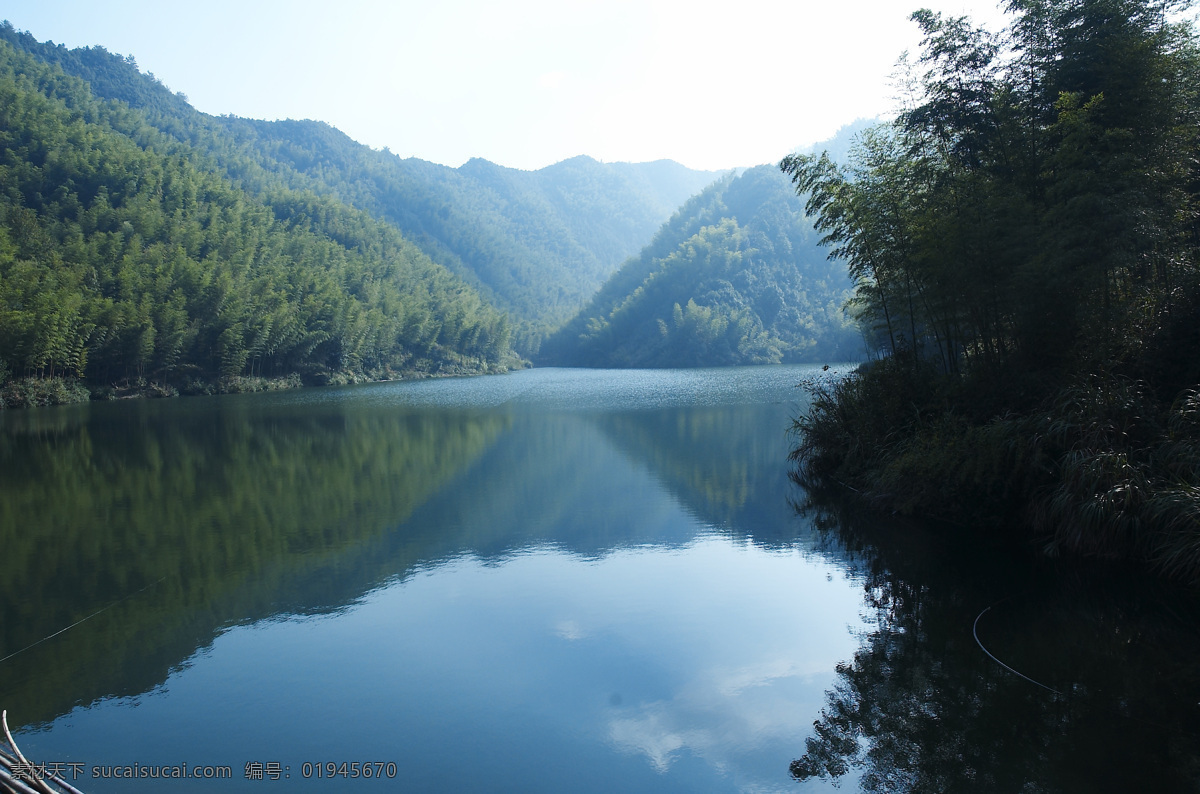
[595, 405, 801, 547]
[3, 365, 867, 793]
[789, 494, 1200, 792]
[0, 395, 509, 725]
[6, 366, 1198, 791]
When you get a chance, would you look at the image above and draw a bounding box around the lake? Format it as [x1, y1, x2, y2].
[2, 365, 1199, 792]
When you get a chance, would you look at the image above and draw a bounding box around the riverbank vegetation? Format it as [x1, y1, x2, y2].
[785, 0, 1200, 581]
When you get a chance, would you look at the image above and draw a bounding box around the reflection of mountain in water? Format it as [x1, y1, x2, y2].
[8, 369, 1197, 787]
[1, 374, 828, 731]
[404, 413, 709, 561]
[0, 397, 508, 726]
[789, 497, 1200, 792]
[593, 402, 805, 549]
[393, 400, 822, 562]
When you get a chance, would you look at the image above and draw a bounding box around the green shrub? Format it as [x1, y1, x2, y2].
[0, 377, 92, 408]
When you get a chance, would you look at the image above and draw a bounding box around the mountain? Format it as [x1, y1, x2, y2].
[539, 164, 861, 367]
[0, 24, 512, 392]
[0, 24, 721, 357]
[231, 126, 723, 353]
[209, 123, 721, 354]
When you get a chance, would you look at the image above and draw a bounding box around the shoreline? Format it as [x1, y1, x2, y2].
[0, 358, 527, 410]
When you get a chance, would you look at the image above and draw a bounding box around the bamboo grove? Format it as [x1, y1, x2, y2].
[783, 0, 1200, 580]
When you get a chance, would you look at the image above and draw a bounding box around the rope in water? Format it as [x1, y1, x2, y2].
[972, 594, 1200, 739]
[0, 577, 166, 667]
[972, 597, 1066, 697]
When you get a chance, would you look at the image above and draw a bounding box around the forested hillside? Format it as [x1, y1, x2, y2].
[0, 23, 720, 357]
[190, 121, 721, 354]
[786, 0, 1200, 581]
[540, 165, 860, 367]
[0, 27, 512, 399]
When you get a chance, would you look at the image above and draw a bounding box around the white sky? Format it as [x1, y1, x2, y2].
[3, 0, 1012, 172]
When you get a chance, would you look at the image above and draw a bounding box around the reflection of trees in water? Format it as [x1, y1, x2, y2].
[0, 398, 803, 730]
[792, 493, 1200, 792]
[0, 400, 507, 727]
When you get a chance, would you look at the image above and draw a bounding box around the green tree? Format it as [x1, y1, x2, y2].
[784, 0, 1200, 579]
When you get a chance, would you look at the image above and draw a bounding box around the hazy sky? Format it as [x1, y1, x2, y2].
[4, 0, 1012, 172]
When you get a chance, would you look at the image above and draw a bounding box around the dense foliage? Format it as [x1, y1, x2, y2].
[541, 165, 860, 367]
[785, 0, 1200, 580]
[0, 27, 514, 394]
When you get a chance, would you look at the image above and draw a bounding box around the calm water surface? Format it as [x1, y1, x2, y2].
[2, 365, 1199, 792]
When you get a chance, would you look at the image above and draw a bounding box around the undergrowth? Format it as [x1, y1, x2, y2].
[791, 363, 1200, 583]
